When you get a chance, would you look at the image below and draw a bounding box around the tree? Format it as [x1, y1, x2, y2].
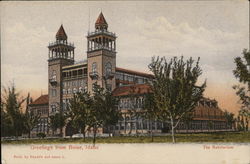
[224, 111, 235, 130]
[89, 82, 120, 144]
[102, 88, 121, 137]
[49, 112, 67, 137]
[126, 85, 142, 136]
[233, 49, 250, 131]
[142, 91, 159, 142]
[1, 83, 26, 138]
[23, 111, 41, 138]
[23, 93, 40, 138]
[148, 56, 206, 143]
[89, 84, 105, 144]
[67, 91, 92, 140]
[1, 101, 14, 137]
[238, 109, 249, 131]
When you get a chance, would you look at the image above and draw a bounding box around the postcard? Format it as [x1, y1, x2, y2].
[1, 1, 249, 164]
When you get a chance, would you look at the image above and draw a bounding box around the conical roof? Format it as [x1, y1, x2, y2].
[56, 25, 67, 40]
[95, 12, 108, 30]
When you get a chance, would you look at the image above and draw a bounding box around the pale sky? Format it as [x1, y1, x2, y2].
[1, 1, 249, 114]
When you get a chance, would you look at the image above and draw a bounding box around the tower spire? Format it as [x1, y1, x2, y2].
[48, 24, 75, 61]
[56, 24, 67, 41]
[95, 12, 108, 31]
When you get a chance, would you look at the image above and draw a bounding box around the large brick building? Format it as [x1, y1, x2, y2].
[29, 12, 230, 137]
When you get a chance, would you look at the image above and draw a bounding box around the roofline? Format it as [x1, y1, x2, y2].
[115, 67, 154, 78]
[62, 62, 87, 70]
[29, 103, 48, 107]
[112, 84, 152, 97]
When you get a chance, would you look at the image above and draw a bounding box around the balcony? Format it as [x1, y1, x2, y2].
[87, 44, 116, 53]
[87, 30, 116, 38]
[48, 40, 74, 48]
[63, 74, 87, 80]
[89, 72, 99, 80]
[104, 72, 115, 80]
[49, 78, 57, 85]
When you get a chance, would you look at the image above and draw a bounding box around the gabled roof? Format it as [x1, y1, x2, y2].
[112, 84, 152, 97]
[30, 95, 48, 106]
[56, 25, 67, 40]
[95, 12, 108, 26]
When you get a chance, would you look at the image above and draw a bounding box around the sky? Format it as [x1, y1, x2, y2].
[1, 1, 249, 114]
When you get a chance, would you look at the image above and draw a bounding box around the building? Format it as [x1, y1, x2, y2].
[29, 95, 49, 137]
[112, 84, 228, 135]
[29, 12, 230, 137]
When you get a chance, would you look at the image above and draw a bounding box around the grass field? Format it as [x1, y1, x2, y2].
[2, 132, 250, 144]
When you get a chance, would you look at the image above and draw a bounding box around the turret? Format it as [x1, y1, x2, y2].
[86, 12, 117, 93]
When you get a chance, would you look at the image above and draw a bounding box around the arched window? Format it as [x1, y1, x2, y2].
[51, 70, 56, 81]
[73, 88, 77, 94]
[92, 62, 97, 73]
[105, 62, 112, 76]
[68, 88, 72, 94]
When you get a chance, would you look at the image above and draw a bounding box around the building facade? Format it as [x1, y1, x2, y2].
[29, 12, 231, 137]
[111, 84, 228, 135]
[29, 95, 49, 137]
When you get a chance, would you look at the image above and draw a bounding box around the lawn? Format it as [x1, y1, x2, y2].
[2, 131, 250, 144]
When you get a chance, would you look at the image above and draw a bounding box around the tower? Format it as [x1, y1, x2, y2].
[87, 12, 117, 93]
[48, 25, 75, 115]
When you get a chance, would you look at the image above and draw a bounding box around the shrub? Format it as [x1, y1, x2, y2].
[37, 133, 46, 139]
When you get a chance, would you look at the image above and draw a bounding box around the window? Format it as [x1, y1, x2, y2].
[115, 72, 123, 80]
[68, 88, 72, 94]
[52, 70, 56, 81]
[78, 69, 83, 76]
[73, 88, 77, 94]
[73, 70, 77, 77]
[143, 121, 148, 129]
[72, 81, 76, 86]
[68, 81, 71, 87]
[62, 72, 66, 78]
[138, 98, 143, 108]
[124, 100, 128, 108]
[51, 89, 57, 97]
[124, 75, 128, 81]
[63, 100, 66, 111]
[84, 86, 87, 92]
[128, 75, 134, 82]
[83, 68, 87, 75]
[64, 82, 67, 87]
[92, 62, 97, 73]
[119, 100, 123, 109]
[51, 105, 56, 113]
[106, 84, 112, 91]
[44, 118, 48, 125]
[79, 80, 82, 86]
[105, 62, 112, 76]
[157, 122, 162, 130]
[136, 98, 140, 108]
[138, 78, 144, 84]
